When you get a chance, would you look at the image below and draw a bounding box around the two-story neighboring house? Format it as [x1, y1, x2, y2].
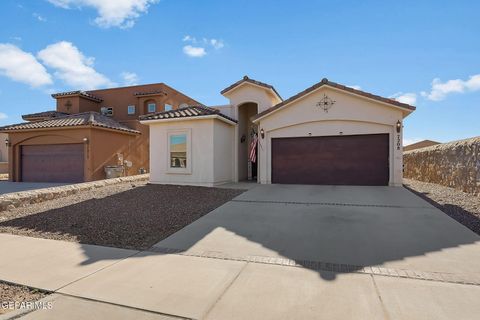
[1, 83, 200, 183]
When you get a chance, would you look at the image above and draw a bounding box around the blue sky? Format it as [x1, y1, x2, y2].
[0, 0, 478, 144]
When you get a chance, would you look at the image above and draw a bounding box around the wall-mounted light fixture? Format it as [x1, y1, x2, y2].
[260, 128, 265, 139]
[83, 137, 89, 144]
[4, 137, 10, 148]
[396, 120, 402, 133]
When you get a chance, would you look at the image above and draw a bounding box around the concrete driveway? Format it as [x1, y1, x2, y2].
[0, 181, 68, 196]
[154, 184, 480, 275]
[3, 184, 480, 319]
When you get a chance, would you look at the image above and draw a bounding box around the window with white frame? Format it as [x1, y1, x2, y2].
[167, 130, 191, 174]
[164, 104, 173, 111]
[147, 103, 156, 113]
[127, 105, 136, 115]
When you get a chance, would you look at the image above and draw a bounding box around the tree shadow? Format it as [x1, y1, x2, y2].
[1, 184, 479, 281]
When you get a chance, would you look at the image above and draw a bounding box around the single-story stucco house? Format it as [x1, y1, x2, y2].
[140, 77, 415, 187]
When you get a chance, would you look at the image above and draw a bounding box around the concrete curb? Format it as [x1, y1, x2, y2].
[0, 174, 149, 212]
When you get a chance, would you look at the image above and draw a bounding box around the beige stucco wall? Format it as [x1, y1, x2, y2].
[148, 118, 235, 186]
[255, 87, 406, 186]
[223, 83, 280, 115]
[213, 120, 235, 183]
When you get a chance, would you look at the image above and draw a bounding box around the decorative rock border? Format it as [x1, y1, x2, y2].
[0, 174, 149, 212]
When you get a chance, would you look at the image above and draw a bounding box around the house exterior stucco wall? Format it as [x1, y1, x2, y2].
[223, 83, 280, 115]
[4, 128, 138, 182]
[148, 118, 234, 186]
[256, 87, 405, 186]
[213, 120, 235, 183]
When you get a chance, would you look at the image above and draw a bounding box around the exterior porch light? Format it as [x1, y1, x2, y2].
[83, 137, 89, 144]
[4, 137, 10, 148]
[396, 120, 402, 133]
[260, 128, 265, 139]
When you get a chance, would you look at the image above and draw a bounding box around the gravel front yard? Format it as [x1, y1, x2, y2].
[0, 281, 47, 315]
[404, 178, 480, 235]
[0, 181, 244, 250]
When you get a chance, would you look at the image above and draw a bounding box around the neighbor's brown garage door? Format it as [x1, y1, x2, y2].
[271, 134, 389, 186]
[21, 144, 84, 183]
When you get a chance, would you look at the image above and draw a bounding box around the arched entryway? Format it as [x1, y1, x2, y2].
[237, 102, 259, 181]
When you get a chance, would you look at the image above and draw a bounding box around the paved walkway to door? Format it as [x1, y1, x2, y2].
[1, 185, 479, 319]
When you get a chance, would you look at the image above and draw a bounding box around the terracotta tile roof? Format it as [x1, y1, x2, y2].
[253, 78, 416, 122]
[139, 105, 237, 123]
[51, 90, 103, 102]
[22, 110, 69, 121]
[1, 112, 139, 134]
[133, 90, 168, 96]
[221, 76, 283, 100]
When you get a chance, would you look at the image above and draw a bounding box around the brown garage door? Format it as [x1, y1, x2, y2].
[21, 144, 84, 183]
[271, 134, 389, 186]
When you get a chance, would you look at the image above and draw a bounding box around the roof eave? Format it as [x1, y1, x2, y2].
[140, 114, 237, 126]
[221, 80, 283, 101]
[252, 82, 415, 123]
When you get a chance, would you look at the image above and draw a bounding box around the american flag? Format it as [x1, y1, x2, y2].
[249, 133, 258, 163]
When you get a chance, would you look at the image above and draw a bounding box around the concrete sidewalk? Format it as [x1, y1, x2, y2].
[0, 233, 479, 319]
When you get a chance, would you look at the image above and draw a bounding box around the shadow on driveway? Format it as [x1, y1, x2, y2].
[1, 184, 479, 281]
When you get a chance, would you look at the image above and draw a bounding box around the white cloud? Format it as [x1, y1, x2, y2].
[38, 41, 114, 89]
[390, 92, 417, 105]
[210, 39, 224, 50]
[347, 85, 361, 90]
[421, 74, 480, 101]
[33, 13, 47, 22]
[46, 0, 159, 29]
[183, 45, 206, 58]
[0, 112, 7, 120]
[182, 35, 224, 57]
[0, 43, 53, 87]
[121, 71, 139, 86]
[182, 35, 195, 42]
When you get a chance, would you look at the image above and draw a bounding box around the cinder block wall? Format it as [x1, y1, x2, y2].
[403, 137, 480, 194]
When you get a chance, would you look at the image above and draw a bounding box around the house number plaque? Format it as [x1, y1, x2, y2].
[396, 134, 401, 150]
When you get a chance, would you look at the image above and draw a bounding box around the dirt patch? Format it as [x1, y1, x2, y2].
[404, 178, 480, 235]
[0, 182, 244, 250]
[0, 281, 48, 315]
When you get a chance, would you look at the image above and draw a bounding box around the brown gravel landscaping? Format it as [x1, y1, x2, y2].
[0, 181, 244, 250]
[404, 178, 480, 235]
[0, 281, 48, 315]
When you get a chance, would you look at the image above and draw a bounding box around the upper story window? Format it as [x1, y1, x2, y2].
[127, 105, 136, 115]
[164, 104, 173, 111]
[147, 103, 156, 113]
[100, 107, 113, 116]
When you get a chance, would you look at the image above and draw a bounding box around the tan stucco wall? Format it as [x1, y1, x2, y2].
[0, 133, 7, 162]
[148, 118, 235, 186]
[256, 87, 405, 186]
[5, 128, 138, 182]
